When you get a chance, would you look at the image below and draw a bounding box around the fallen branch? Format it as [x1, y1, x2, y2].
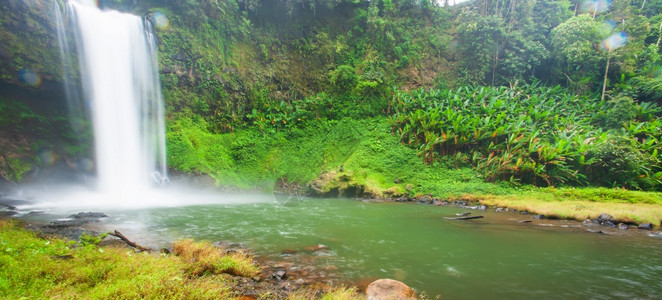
[443, 215, 484, 220]
[108, 230, 153, 252]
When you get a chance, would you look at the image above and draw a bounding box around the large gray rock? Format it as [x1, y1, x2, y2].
[596, 213, 616, 225]
[366, 279, 416, 300]
[638, 223, 654, 230]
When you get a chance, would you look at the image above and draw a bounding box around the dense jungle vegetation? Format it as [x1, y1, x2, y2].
[1, 0, 662, 196]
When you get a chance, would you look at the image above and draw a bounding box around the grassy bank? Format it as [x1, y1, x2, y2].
[0, 220, 361, 299]
[456, 187, 662, 225]
[166, 110, 662, 228]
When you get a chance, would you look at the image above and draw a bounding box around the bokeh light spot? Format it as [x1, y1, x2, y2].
[20, 69, 42, 87]
[38, 150, 56, 166]
[602, 32, 627, 51]
[77, 158, 95, 172]
[153, 11, 169, 29]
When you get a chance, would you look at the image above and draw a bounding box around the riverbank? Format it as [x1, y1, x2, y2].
[0, 218, 363, 299]
[464, 188, 662, 227]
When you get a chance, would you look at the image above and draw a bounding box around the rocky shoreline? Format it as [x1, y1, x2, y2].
[358, 195, 662, 233]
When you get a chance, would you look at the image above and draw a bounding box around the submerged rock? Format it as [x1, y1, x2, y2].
[0, 210, 17, 217]
[366, 279, 416, 300]
[68, 212, 108, 219]
[303, 244, 329, 252]
[533, 214, 546, 220]
[618, 223, 629, 230]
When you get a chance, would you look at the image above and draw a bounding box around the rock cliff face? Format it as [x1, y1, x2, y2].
[0, 0, 79, 183]
[0, 0, 62, 87]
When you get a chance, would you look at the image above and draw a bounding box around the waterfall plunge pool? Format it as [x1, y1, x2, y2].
[12, 190, 662, 299]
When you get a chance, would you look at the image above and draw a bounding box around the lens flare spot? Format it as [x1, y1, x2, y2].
[153, 11, 169, 29]
[77, 158, 95, 172]
[39, 150, 56, 166]
[20, 69, 41, 87]
[579, 0, 611, 15]
[602, 32, 627, 51]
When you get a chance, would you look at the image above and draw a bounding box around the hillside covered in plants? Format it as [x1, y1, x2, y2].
[1, 0, 661, 197]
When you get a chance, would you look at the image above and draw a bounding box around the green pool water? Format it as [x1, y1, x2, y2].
[74, 196, 660, 299]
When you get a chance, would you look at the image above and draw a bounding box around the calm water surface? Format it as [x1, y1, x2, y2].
[25, 196, 662, 299]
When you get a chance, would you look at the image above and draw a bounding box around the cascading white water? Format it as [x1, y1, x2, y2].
[55, 0, 167, 196]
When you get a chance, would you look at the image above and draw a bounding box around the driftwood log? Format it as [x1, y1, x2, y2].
[443, 215, 484, 220]
[107, 230, 153, 252]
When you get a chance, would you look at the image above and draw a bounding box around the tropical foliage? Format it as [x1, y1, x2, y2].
[389, 83, 662, 190]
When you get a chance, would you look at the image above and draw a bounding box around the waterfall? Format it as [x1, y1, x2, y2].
[54, 0, 167, 196]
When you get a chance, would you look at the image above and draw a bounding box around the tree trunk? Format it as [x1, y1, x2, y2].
[657, 20, 662, 48]
[492, 42, 500, 86]
[601, 53, 611, 102]
[641, 0, 647, 9]
[574, 2, 578, 16]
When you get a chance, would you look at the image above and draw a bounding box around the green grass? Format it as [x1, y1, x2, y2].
[467, 187, 662, 225]
[0, 219, 259, 299]
[167, 115, 507, 196]
[0, 219, 374, 299]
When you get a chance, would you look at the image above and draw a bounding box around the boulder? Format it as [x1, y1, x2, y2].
[638, 223, 653, 230]
[419, 196, 432, 204]
[366, 279, 416, 300]
[596, 213, 616, 225]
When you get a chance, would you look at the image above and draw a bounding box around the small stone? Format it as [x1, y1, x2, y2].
[583, 219, 592, 224]
[618, 223, 629, 230]
[519, 211, 529, 215]
[533, 214, 546, 220]
[366, 279, 415, 300]
[273, 270, 287, 280]
[394, 178, 401, 184]
[638, 223, 654, 230]
[495, 207, 504, 212]
[518, 220, 532, 223]
[477, 205, 487, 210]
[295, 278, 305, 285]
[604, 221, 617, 228]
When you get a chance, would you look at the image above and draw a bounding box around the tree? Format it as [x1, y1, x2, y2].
[551, 14, 603, 92]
